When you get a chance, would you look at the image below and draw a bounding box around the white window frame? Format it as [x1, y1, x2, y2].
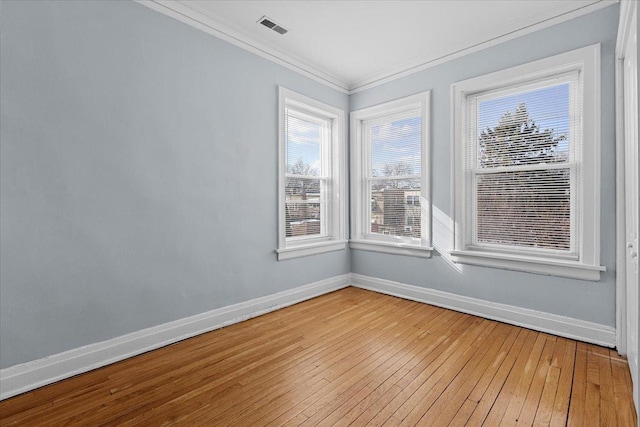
[350, 92, 432, 258]
[276, 87, 347, 261]
[451, 44, 605, 280]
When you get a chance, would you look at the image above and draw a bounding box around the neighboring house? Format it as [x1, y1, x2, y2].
[370, 188, 421, 238]
[285, 192, 321, 237]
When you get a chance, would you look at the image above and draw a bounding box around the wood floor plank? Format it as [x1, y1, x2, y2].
[264, 310, 436, 425]
[567, 342, 589, 427]
[420, 324, 518, 426]
[143, 295, 413, 426]
[514, 338, 557, 426]
[448, 398, 480, 427]
[348, 384, 404, 426]
[383, 415, 402, 427]
[531, 366, 561, 426]
[411, 323, 514, 426]
[597, 346, 618, 427]
[280, 309, 466, 426]
[468, 327, 524, 404]
[611, 355, 637, 427]
[482, 332, 548, 426]
[0, 287, 636, 427]
[118, 292, 400, 426]
[584, 346, 602, 427]
[464, 328, 536, 426]
[265, 310, 469, 427]
[54, 293, 365, 425]
[385, 321, 497, 425]
[549, 339, 577, 427]
[217, 297, 438, 426]
[367, 317, 487, 426]
[532, 337, 566, 426]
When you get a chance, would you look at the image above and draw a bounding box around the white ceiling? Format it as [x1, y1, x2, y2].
[146, 0, 616, 92]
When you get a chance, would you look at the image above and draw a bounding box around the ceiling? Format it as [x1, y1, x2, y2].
[145, 0, 617, 92]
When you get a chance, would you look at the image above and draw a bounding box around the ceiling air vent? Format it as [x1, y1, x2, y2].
[258, 16, 288, 35]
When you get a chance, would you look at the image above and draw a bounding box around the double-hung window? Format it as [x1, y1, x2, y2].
[276, 88, 346, 260]
[451, 44, 604, 280]
[350, 92, 432, 257]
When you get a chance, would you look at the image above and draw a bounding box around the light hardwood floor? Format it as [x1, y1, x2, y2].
[0, 287, 636, 426]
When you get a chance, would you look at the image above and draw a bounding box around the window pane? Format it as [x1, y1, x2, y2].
[286, 114, 321, 176]
[285, 177, 325, 238]
[476, 168, 570, 250]
[285, 176, 322, 196]
[477, 83, 570, 168]
[370, 116, 421, 177]
[369, 178, 421, 239]
[285, 202, 324, 238]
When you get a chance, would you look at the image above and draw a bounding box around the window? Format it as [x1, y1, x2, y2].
[276, 88, 346, 260]
[451, 44, 605, 280]
[406, 195, 420, 206]
[350, 92, 432, 257]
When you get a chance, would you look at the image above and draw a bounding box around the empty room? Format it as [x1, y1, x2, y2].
[0, 0, 638, 425]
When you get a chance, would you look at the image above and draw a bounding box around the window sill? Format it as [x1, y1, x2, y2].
[449, 250, 605, 281]
[350, 240, 433, 258]
[276, 240, 347, 261]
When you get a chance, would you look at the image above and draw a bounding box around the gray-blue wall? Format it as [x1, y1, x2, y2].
[350, 4, 619, 327]
[0, 0, 349, 368]
[0, 0, 619, 369]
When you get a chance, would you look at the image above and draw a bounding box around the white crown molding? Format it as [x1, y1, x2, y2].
[0, 274, 350, 401]
[351, 273, 616, 348]
[349, 0, 618, 93]
[135, 0, 617, 95]
[133, 0, 350, 93]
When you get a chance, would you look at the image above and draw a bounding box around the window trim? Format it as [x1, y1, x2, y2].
[276, 87, 347, 260]
[450, 44, 605, 280]
[350, 91, 433, 258]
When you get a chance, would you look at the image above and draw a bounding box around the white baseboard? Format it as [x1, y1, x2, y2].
[1, 272, 617, 401]
[0, 274, 350, 401]
[351, 273, 616, 348]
